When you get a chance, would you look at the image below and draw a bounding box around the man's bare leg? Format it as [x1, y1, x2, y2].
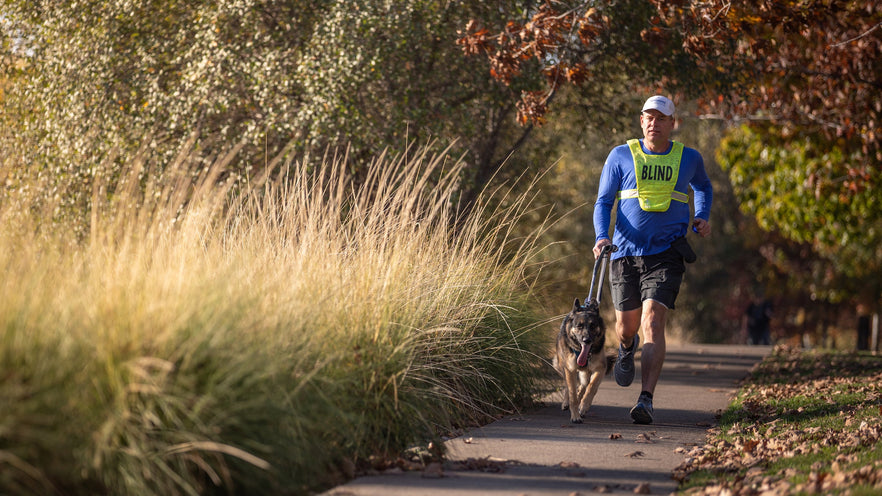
[615, 308, 641, 348]
[639, 299, 668, 395]
[613, 307, 642, 387]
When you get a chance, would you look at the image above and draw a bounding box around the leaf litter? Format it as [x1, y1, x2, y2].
[675, 346, 882, 494]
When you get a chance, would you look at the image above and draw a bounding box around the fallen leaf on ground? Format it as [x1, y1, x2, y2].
[636, 432, 656, 443]
[421, 462, 443, 479]
[446, 456, 507, 473]
[634, 482, 652, 494]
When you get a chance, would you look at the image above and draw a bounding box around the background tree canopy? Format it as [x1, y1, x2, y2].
[674, 0, 882, 307]
[459, 0, 882, 340]
[0, 0, 546, 221]
[2, 0, 879, 343]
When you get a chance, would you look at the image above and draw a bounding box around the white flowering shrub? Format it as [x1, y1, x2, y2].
[0, 0, 538, 230]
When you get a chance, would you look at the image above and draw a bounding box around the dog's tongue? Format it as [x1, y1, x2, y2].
[577, 343, 589, 367]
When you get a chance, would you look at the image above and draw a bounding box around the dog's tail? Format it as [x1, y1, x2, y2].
[605, 352, 616, 375]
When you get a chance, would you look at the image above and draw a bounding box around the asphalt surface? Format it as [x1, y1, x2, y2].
[325, 343, 771, 496]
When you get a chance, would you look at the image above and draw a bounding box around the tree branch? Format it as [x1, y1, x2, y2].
[830, 21, 882, 48]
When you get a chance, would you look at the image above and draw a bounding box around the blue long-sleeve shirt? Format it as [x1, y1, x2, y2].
[593, 139, 713, 259]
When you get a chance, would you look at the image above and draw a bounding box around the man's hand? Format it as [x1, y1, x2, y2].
[593, 238, 611, 259]
[693, 218, 711, 238]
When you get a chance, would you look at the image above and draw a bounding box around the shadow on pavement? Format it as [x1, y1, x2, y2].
[326, 344, 772, 496]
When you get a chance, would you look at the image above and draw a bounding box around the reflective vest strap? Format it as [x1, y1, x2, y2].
[671, 190, 689, 203]
[617, 188, 688, 203]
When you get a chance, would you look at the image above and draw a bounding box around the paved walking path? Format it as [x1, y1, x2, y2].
[326, 344, 771, 496]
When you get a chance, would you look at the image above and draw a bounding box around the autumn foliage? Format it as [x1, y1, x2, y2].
[457, 3, 610, 126]
[676, 0, 882, 280]
[666, 0, 881, 191]
[458, 0, 880, 185]
[458, 0, 882, 162]
[459, 0, 882, 295]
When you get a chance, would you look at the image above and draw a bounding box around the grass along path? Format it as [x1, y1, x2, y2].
[0, 143, 553, 495]
[676, 346, 882, 495]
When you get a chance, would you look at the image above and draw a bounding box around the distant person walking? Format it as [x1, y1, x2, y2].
[745, 293, 773, 345]
[592, 95, 713, 424]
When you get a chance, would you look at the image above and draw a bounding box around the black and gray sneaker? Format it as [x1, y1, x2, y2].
[630, 392, 654, 424]
[613, 335, 639, 387]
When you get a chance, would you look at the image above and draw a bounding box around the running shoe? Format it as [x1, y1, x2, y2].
[630, 392, 654, 424]
[613, 335, 639, 387]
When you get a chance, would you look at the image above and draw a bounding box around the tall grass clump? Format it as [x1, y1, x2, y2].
[0, 139, 552, 495]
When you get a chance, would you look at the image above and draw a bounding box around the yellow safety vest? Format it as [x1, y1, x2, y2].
[617, 139, 689, 212]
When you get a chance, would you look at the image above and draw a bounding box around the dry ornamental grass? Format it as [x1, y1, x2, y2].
[0, 140, 552, 495]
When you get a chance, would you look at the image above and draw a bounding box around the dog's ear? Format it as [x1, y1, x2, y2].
[586, 299, 599, 311]
[573, 298, 581, 312]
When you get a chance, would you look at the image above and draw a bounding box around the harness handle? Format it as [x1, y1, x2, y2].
[587, 244, 618, 306]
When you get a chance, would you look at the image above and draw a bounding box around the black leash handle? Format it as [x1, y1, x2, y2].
[587, 244, 618, 306]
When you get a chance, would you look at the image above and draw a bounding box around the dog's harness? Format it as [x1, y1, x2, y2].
[566, 244, 617, 361]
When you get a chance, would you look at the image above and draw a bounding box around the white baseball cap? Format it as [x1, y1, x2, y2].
[641, 95, 675, 116]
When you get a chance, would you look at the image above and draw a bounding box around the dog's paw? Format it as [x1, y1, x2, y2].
[570, 417, 583, 424]
[561, 402, 569, 411]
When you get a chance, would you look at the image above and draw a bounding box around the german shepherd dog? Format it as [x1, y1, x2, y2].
[554, 298, 612, 423]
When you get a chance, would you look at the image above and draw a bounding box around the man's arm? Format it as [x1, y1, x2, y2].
[690, 153, 713, 238]
[592, 150, 620, 257]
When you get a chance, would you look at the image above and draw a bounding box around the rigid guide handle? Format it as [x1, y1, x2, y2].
[586, 244, 618, 306]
